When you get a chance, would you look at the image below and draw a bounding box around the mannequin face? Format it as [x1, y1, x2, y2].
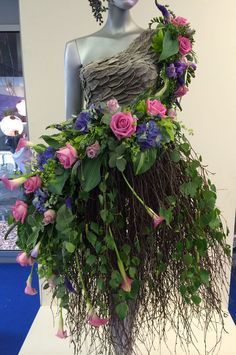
[111, 0, 139, 10]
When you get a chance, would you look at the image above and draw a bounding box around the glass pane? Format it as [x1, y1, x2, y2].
[0, 31, 28, 251]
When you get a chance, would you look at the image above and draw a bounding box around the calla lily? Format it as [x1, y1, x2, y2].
[56, 309, 68, 339]
[121, 275, 133, 293]
[88, 310, 110, 327]
[13, 146, 33, 173]
[147, 208, 165, 229]
[15, 137, 33, 152]
[16, 252, 34, 266]
[1, 176, 27, 191]
[24, 274, 38, 296]
[30, 242, 41, 259]
[155, 1, 171, 21]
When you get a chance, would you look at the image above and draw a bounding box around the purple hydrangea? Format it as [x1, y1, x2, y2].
[75, 111, 91, 133]
[136, 121, 162, 151]
[38, 147, 55, 170]
[32, 188, 48, 213]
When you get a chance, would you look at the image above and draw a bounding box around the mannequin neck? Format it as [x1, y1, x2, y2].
[102, 3, 139, 36]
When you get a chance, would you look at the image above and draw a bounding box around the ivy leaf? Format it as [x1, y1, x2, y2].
[183, 254, 193, 266]
[40, 134, 62, 149]
[86, 255, 97, 266]
[116, 157, 127, 172]
[115, 302, 129, 320]
[109, 270, 123, 288]
[132, 149, 157, 175]
[101, 113, 111, 125]
[47, 170, 70, 194]
[158, 30, 179, 62]
[65, 242, 75, 253]
[78, 155, 103, 192]
[56, 204, 74, 232]
[170, 150, 180, 163]
[199, 269, 209, 286]
[87, 231, 97, 247]
[159, 207, 173, 226]
[191, 294, 201, 305]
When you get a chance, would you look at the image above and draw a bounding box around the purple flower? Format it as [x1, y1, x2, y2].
[155, 1, 170, 21]
[38, 147, 55, 170]
[65, 197, 72, 209]
[75, 112, 91, 133]
[64, 277, 76, 293]
[166, 63, 177, 78]
[32, 188, 48, 213]
[177, 77, 185, 86]
[174, 61, 188, 76]
[136, 121, 162, 150]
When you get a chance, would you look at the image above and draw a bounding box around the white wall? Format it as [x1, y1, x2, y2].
[20, 0, 236, 279]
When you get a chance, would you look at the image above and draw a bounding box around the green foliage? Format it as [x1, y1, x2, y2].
[115, 302, 129, 320]
[132, 149, 157, 175]
[158, 30, 179, 62]
[47, 170, 70, 194]
[40, 134, 63, 149]
[79, 156, 103, 192]
[152, 29, 164, 53]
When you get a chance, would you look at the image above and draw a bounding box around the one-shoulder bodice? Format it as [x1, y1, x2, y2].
[80, 30, 158, 106]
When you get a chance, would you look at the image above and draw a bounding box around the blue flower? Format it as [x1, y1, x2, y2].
[38, 147, 55, 170]
[136, 121, 162, 150]
[65, 197, 72, 209]
[75, 111, 91, 133]
[32, 188, 48, 213]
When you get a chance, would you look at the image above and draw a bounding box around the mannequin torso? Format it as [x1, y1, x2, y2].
[64, 1, 143, 118]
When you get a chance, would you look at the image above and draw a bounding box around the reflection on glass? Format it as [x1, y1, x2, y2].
[0, 31, 27, 250]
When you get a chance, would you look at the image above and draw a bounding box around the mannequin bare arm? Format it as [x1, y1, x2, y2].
[64, 40, 83, 119]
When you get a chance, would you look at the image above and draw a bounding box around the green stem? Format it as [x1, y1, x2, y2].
[4, 221, 17, 240]
[108, 227, 127, 280]
[75, 251, 92, 309]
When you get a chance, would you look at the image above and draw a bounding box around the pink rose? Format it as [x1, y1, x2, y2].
[107, 98, 120, 113]
[178, 35, 192, 55]
[56, 143, 78, 169]
[172, 16, 189, 27]
[12, 200, 28, 223]
[16, 252, 34, 266]
[86, 141, 100, 159]
[175, 85, 189, 97]
[146, 99, 167, 117]
[110, 112, 136, 140]
[24, 176, 42, 194]
[43, 209, 56, 225]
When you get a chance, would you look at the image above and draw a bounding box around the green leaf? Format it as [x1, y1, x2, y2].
[191, 294, 201, 305]
[122, 244, 131, 255]
[158, 30, 179, 62]
[159, 207, 173, 226]
[47, 170, 70, 194]
[90, 222, 100, 235]
[135, 99, 147, 114]
[78, 156, 103, 192]
[101, 113, 112, 125]
[129, 267, 137, 278]
[132, 148, 157, 175]
[33, 144, 47, 153]
[109, 270, 123, 288]
[115, 302, 128, 320]
[183, 254, 193, 266]
[87, 231, 97, 247]
[65, 242, 75, 253]
[86, 255, 97, 266]
[170, 150, 180, 163]
[97, 279, 105, 291]
[116, 157, 127, 172]
[199, 269, 209, 285]
[40, 134, 62, 149]
[56, 204, 74, 232]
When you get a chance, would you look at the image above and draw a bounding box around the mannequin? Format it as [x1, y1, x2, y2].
[65, 0, 143, 118]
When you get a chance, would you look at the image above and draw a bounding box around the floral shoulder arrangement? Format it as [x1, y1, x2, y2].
[3, 3, 230, 354]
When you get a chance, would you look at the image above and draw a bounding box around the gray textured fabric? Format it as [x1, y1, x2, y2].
[80, 30, 158, 106]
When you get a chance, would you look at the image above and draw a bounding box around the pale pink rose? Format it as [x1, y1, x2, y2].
[12, 200, 28, 223]
[56, 143, 78, 169]
[1, 176, 27, 191]
[121, 275, 133, 293]
[167, 109, 177, 118]
[24, 276, 38, 296]
[146, 99, 167, 117]
[110, 112, 136, 140]
[43, 209, 56, 225]
[16, 252, 34, 266]
[178, 35, 192, 55]
[172, 16, 189, 27]
[88, 310, 110, 327]
[107, 98, 120, 113]
[24, 176, 42, 194]
[86, 141, 100, 159]
[175, 85, 189, 97]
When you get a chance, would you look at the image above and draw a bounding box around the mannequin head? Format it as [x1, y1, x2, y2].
[88, 0, 139, 24]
